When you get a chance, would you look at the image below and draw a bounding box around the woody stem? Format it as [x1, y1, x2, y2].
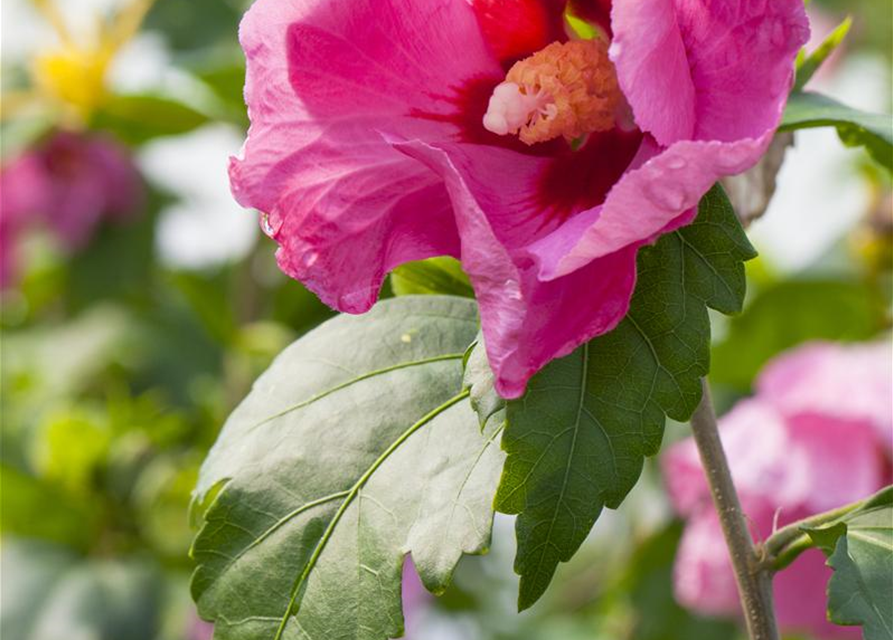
[689, 378, 780, 640]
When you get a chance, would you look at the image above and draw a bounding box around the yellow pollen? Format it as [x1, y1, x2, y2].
[483, 39, 622, 146]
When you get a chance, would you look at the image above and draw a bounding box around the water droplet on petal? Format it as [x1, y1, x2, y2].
[666, 156, 687, 170]
[645, 182, 687, 211]
[338, 286, 377, 312]
[303, 251, 319, 268]
[503, 279, 523, 301]
[715, 145, 755, 172]
[259, 211, 282, 237]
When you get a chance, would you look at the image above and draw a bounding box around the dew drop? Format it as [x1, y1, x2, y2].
[666, 156, 687, 170]
[260, 211, 281, 237]
[503, 279, 523, 301]
[338, 286, 376, 312]
[715, 145, 754, 172]
[645, 182, 687, 211]
[303, 251, 319, 268]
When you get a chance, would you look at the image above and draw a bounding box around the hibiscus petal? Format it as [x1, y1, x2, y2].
[230, 0, 500, 312]
[390, 138, 638, 398]
[757, 341, 893, 451]
[609, 0, 697, 146]
[666, 381, 887, 637]
[611, 0, 810, 146]
[535, 0, 810, 279]
[663, 399, 804, 516]
[535, 135, 770, 278]
[784, 413, 885, 514]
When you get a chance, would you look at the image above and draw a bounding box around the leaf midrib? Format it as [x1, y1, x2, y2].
[272, 389, 471, 640]
[196, 490, 352, 592]
[523, 344, 589, 603]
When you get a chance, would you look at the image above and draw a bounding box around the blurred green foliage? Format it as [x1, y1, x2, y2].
[711, 278, 887, 390]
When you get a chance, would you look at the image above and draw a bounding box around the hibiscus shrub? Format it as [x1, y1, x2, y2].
[186, 1, 893, 640]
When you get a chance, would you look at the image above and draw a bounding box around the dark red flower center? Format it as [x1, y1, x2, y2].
[470, 0, 569, 68]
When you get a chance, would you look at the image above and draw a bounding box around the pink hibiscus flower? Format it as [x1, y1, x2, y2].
[229, 0, 809, 398]
[0, 130, 143, 287]
[664, 341, 893, 639]
[0, 153, 47, 287]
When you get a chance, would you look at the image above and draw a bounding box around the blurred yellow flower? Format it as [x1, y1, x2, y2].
[4, 0, 156, 123]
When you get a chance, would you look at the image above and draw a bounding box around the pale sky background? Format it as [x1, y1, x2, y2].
[749, 53, 890, 273]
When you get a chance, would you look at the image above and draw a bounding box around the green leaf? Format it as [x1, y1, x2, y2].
[190, 296, 505, 640]
[794, 17, 851, 91]
[711, 279, 886, 389]
[481, 185, 755, 609]
[803, 487, 893, 639]
[91, 94, 210, 145]
[781, 92, 893, 171]
[463, 337, 505, 432]
[390, 257, 475, 298]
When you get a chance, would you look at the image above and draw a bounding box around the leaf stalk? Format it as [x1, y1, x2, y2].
[759, 496, 868, 571]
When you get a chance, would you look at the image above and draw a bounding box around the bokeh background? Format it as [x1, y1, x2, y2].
[0, 1, 890, 639]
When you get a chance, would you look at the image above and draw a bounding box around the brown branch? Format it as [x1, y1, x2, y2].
[689, 379, 780, 640]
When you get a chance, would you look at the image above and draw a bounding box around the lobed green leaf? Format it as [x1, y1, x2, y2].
[469, 185, 756, 609]
[190, 296, 504, 640]
[803, 487, 893, 640]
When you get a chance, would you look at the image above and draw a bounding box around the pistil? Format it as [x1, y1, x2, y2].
[483, 39, 622, 145]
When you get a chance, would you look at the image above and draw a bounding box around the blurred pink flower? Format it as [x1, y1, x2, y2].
[0, 130, 143, 287]
[229, 0, 808, 398]
[402, 558, 430, 638]
[664, 341, 893, 639]
[188, 614, 215, 640]
[0, 153, 47, 287]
